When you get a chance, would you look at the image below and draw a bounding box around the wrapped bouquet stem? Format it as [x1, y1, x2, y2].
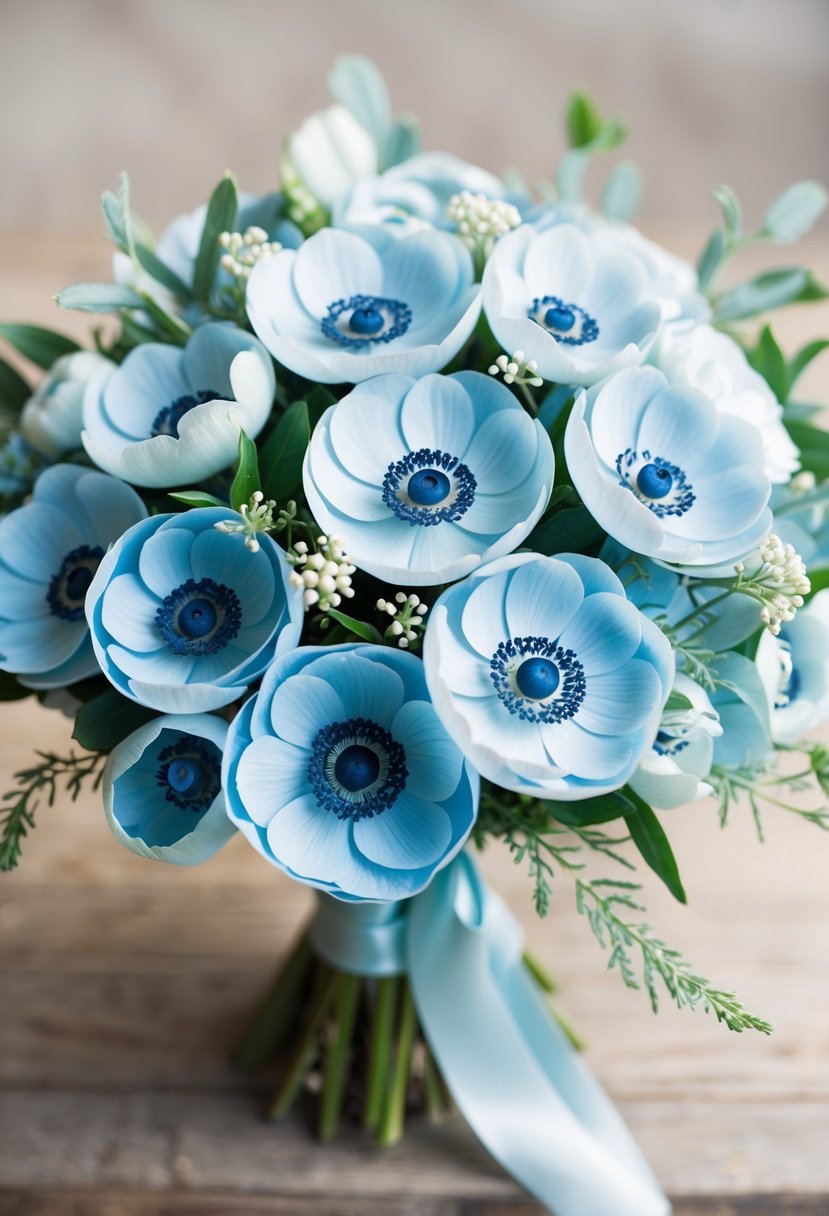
[2, 53, 828, 1216]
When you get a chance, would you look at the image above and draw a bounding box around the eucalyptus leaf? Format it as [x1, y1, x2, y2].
[764, 180, 828, 244]
[601, 160, 641, 222]
[0, 324, 81, 370]
[623, 791, 687, 904]
[384, 115, 421, 168]
[56, 282, 145, 313]
[72, 688, 157, 753]
[193, 173, 238, 305]
[556, 150, 588, 203]
[712, 184, 742, 243]
[328, 55, 392, 153]
[230, 429, 261, 511]
[713, 267, 823, 323]
[696, 227, 725, 291]
[260, 399, 311, 502]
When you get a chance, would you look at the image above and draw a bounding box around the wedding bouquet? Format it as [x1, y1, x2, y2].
[2, 56, 828, 1215]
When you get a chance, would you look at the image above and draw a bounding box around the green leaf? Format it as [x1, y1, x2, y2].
[764, 180, 828, 244]
[260, 399, 311, 502]
[566, 91, 603, 148]
[0, 670, 33, 702]
[0, 324, 81, 370]
[306, 385, 337, 431]
[549, 791, 633, 826]
[712, 184, 742, 243]
[586, 120, 626, 153]
[72, 688, 157, 753]
[623, 791, 687, 903]
[784, 420, 829, 481]
[56, 282, 145, 313]
[526, 505, 606, 557]
[663, 689, 694, 714]
[192, 173, 238, 305]
[788, 338, 829, 390]
[328, 55, 392, 151]
[748, 325, 789, 401]
[134, 245, 192, 300]
[325, 608, 383, 643]
[696, 227, 725, 291]
[556, 150, 589, 203]
[230, 429, 261, 511]
[713, 267, 826, 323]
[168, 490, 227, 509]
[601, 160, 641, 222]
[0, 356, 31, 414]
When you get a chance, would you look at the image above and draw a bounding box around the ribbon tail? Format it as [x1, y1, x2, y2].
[407, 854, 671, 1216]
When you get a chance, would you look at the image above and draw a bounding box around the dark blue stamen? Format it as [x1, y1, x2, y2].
[515, 657, 561, 700]
[382, 448, 476, 526]
[155, 734, 221, 812]
[322, 294, 412, 349]
[156, 577, 241, 656]
[309, 717, 408, 822]
[150, 389, 231, 439]
[47, 544, 105, 621]
[616, 449, 695, 519]
[529, 295, 599, 345]
[490, 635, 586, 724]
[654, 731, 690, 757]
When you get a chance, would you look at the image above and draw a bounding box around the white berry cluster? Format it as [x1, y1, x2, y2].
[214, 491, 278, 553]
[488, 351, 544, 388]
[448, 191, 521, 242]
[219, 227, 282, 280]
[289, 536, 356, 611]
[735, 534, 811, 635]
[376, 592, 429, 649]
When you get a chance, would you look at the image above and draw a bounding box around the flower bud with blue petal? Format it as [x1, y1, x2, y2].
[85, 507, 303, 713]
[710, 653, 773, 772]
[0, 464, 147, 689]
[630, 674, 722, 810]
[303, 371, 554, 586]
[19, 351, 111, 460]
[223, 644, 479, 901]
[482, 223, 662, 388]
[82, 323, 276, 488]
[104, 713, 234, 864]
[246, 226, 481, 385]
[423, 551, 674, 801]
[756, 590, 829, 746]
[566, 366, 773, 568]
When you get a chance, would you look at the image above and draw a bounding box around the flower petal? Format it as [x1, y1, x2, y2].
[235, 735, 310, 827]
[269, 674, 346, 748]
[391, 699, 463, 802]
[353, 792, 451, 870]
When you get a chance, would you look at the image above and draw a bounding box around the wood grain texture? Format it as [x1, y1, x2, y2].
[1, 239, 828, 1212]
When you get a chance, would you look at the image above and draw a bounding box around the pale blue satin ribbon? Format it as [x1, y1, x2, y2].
[310, 852, 671, 1216]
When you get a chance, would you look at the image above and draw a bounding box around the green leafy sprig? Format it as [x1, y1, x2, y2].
[0, 749, 106, 871]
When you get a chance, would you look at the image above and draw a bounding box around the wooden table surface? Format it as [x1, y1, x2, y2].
[1, 236, 828, 1216]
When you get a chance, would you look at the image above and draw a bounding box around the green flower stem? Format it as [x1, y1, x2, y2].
[364, 975, 399, 1131]
[268, 961, 338, 1120]
[233, 931, 314, 1071]
[318, 971, 361, 1140]
[523, 949, 558, 993]
[422, 1042, 447, 1121]
[378, 982, 417, 1146]
[668, 587, 737, 635]
[548, 999, 586, 1052]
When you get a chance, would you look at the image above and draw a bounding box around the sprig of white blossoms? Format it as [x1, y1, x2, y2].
[376, 592, 429, 649]
[448, 190, 521, 266]
[219, 227, 282, 280]
[734, 533, 811, 635]
[488, 351, 543, 388]
[289, 536, 356, 611]
[214, 491, 288, 553]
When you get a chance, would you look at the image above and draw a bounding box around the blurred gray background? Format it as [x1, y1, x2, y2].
[1, 0, 827, 239]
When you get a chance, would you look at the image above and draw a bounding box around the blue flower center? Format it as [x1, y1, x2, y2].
[490, 635, 586, 724]
[309, 717, 408, 821]
[155, 734, 221, 812]
[382, 448, 476, 526]
[654, 730, 690, 758]
[773, 639, 800, 708]
[529, 295, 599, 346]
[616, 449, 695, 519]
[47, 544, 105, 621]
[156, 577, 241, 656]
[321, 294, 412, 349]
[150, 389, 231, 439]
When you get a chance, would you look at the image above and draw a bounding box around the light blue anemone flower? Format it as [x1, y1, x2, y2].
[756, 590, 829, 746]
[85, 507, 303, 713]
[566, 366, 772, 567]
[223, 644, 479, 901]
[629, 674, 722, 810]
[335, 152, 509, 235]
[0, 431, 43, 508]
[710, 653, 772, 771]
[82, 323, 275, 488]
[246, 227, 481, 385]
[423, 551, 674, 801]
[104, 712, 235, 863]
[303, 371, 554, 586]
[0, 464, 147, 689]
[482, 223, 662, 387]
